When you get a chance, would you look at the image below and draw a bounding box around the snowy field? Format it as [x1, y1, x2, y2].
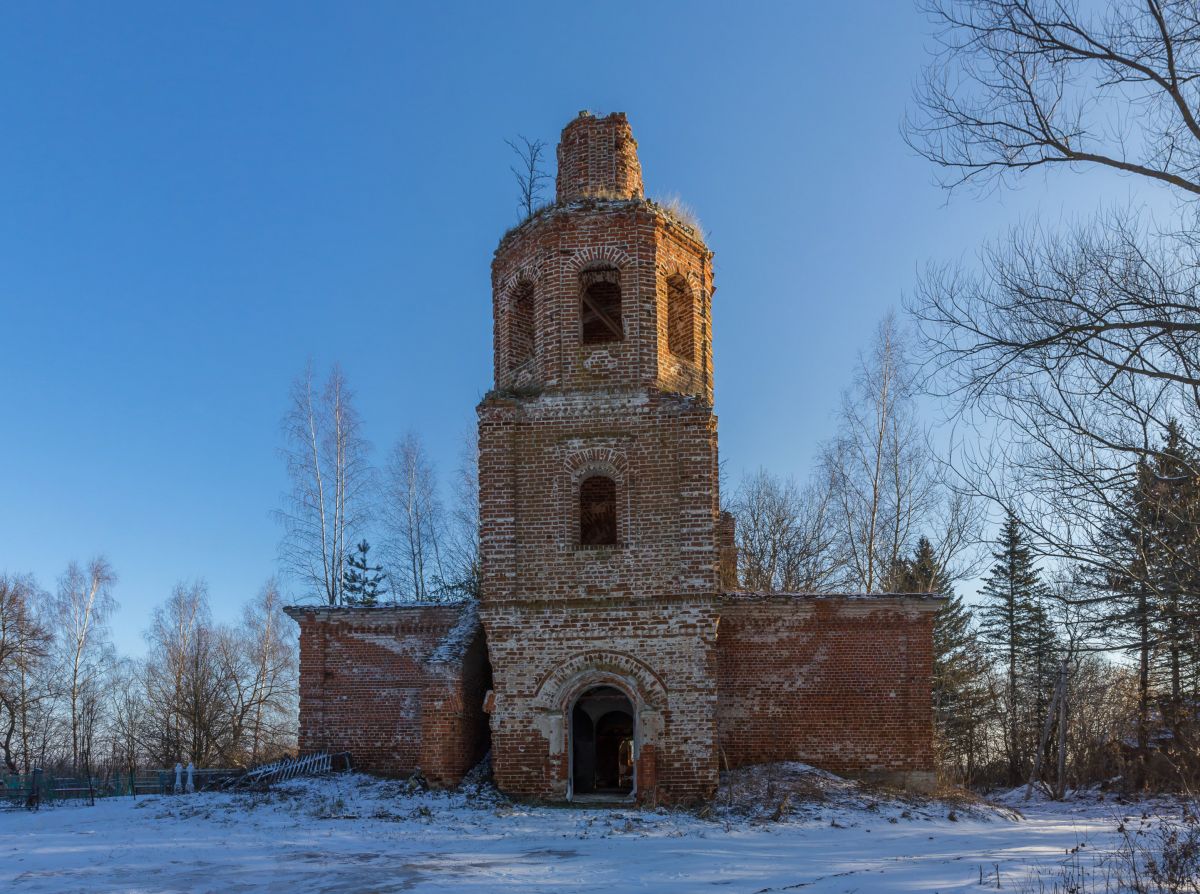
[0, 767, 1170, 893]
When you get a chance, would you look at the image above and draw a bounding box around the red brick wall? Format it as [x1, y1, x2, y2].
[716, 594, 939, 788]
[284, 603, 490, 785]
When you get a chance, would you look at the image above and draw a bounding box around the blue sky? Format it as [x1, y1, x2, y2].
[0, 2, 1167, 654]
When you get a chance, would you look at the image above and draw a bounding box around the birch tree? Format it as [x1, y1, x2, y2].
[821, 315, 979, 592]
[52, 558, 117, 773]
[277, 363, 373, 606]
[141, 580, 236, 766]
[382, 431, 445, 600]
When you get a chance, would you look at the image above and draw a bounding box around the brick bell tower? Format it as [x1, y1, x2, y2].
[478, 111, 720, 804]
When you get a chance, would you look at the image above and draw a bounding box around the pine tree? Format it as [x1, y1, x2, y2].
[886, 537, 991, 784]
[1088, 422, 1200, 781]
[342, 540, 387, 606]
[977, 515, 1058, 786]
[1144, 422, 1200, 739]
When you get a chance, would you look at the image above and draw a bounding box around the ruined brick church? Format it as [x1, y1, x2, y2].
[286, 112, 941, 804]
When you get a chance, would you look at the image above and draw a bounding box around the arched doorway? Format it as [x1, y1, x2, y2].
[570, 685, 635, 799]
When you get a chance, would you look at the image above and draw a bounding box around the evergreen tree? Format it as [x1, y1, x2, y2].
[342, 540, 387, 606]
[1144, 422, 1200, 739]
[977, 515, 1058, 786]
[886, 537, 992, 784]
[1088, 422, 1200, 781]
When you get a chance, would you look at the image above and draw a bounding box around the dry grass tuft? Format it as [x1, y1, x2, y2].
[654, 193, 703, 234]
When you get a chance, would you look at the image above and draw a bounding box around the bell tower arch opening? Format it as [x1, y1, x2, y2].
[580, 267, 623, 344]
[570, 684, 636, 799]
[666, 274, 694, 361]
[507, 280, 535, 371]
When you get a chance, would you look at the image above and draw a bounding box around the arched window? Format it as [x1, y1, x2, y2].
[579, 475, 617, 545]
[666, 275, 694, 361]
[580, 267, 623, 344]
[508, 281, 535, 370]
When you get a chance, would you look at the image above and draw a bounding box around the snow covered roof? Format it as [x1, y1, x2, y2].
[722, 591, 946, 604]
[282, 599, 471, 620]
[427, 600, 481, 665]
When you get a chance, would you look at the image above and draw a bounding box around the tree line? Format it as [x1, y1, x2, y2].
[905, 0, 1200, 794]
[729, 0, 1200, 793]
[0, 564, 295, 778]
[728, 312, 1200, 792]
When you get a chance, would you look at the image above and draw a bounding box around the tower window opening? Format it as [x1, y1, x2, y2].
[580, 268, 623, 344]
[508, 281, 535, 370]
[666, 275, 694, 361]
[579, 475, 618, 545]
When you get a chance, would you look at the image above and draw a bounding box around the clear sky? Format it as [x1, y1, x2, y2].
[0, 2, 1167, 655]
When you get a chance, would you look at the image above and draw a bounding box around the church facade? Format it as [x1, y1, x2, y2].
[286, 112, 941, 805]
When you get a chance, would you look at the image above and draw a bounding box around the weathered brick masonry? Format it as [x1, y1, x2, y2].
[287, 111, 941, 802]
[717, 594, 938, 789]
[283, 603, 490, 784]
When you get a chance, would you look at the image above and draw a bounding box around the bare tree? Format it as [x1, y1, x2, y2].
[382, 431, 446, 600]
[441, 428, 481, 599]
[105, 658, 145, 784]
[127, 579, 298, 771]
[906, 0, 1200, 630]
[0, 575, 51, 773]
[821, 315, 981, 592]
[141, 580, 237, 767]
[906, 0, 1200, 197]
[221, 579, 296, 764]
[277, 362, 373, 606]
[51, 558, 117, 773]
[506, 135, 551, 219]
[729, 469, 846, 592]
[905, 0, 1200, 439]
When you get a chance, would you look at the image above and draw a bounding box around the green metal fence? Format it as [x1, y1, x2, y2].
[4, 770, 193, 806]
[4, 753, 346, 807]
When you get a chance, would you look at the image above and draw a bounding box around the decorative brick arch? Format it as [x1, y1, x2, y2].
[531, 649, 668, 713]
[564, 446, 630, 482]
[658, 262, 701, 290]
[566, 246, 634, 275]
[497, 256, 549, 299]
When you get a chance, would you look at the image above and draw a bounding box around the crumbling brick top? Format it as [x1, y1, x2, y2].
[556, 111, 643, 203]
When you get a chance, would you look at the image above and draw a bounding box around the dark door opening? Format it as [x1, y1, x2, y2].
[571, 685, 634, 798]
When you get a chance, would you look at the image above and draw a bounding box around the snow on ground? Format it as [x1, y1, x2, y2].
[0, 766, 1170, 893]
